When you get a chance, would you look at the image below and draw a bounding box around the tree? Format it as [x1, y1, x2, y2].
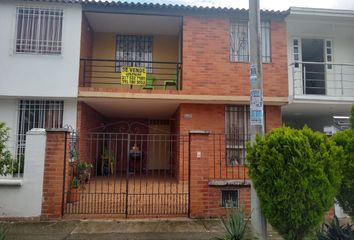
[350, 104, 354, 130]
[247, 126, 342, 240]
[332, 108, 354, 219]
[0, 122, 13, 176]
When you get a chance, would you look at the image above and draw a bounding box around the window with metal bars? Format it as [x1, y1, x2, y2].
[230, 21, 271, 63]
[15, 100, 64, 175]
[116, 35, 153, 73]
[225, 105, 250, 166]
[15, 6, 63, 55]
[221, 190, 239, 208]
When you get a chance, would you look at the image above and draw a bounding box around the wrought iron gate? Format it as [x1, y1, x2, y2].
[64, 132, 189, 217]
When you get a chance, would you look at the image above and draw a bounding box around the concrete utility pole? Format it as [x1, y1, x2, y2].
[249, 0, 267, 239]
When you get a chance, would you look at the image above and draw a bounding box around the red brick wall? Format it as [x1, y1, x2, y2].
[265, 106, 282, 132]
[41, 130, 69, 219]
[178, 104, 225, 134]
[181, 103, 281, 217]
[182, 16, 288, 97]
[77, 102, 104, 133]
[79, 16, 288, 100]
[189, 132, 251, 218]
[79, 14, 93, 87]
[76, 102, 104, 168]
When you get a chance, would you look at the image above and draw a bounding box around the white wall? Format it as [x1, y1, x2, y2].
[63, 99, 78, 130]
[0, 129, 46, 218]
[0, 99, 78, 143]
[0, 0, 82, 98]
[0, 99, 19, 149]
[287, 18, 354, 99]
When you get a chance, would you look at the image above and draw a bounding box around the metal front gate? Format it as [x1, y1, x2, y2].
[64, 133, 189, 217]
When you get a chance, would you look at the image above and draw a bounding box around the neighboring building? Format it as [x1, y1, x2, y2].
[0, 0, 288, 219]
[0, 0, 81, 174]
[283, 7, 354, 132]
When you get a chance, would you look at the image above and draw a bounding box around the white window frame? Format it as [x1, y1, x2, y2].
[15, 6, 64, 55]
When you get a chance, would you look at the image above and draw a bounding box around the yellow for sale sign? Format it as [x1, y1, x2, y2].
[121, 66, 147, 85]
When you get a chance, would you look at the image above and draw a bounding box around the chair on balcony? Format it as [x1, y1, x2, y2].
[143, 76, 155, 90]
[163, 79, 177, 90]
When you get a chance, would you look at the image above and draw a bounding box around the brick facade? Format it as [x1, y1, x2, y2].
[177, 103, 282, 217]
[53, 10, 287, 219]
[41, 130, 70, 220]
[79, 15, 93, 87]
[79, 14, 288, 101]
[182, 16, 287, 97]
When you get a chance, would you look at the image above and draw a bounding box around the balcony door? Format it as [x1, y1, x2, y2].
[301, 39, 326, 95]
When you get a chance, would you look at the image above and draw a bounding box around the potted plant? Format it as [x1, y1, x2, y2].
[67, 177, 79, 203]
[77, 162, 93, 188]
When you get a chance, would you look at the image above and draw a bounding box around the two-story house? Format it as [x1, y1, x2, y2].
[73, 1, 288, 217]
[0, 0, 81, 177]
[0, 0, 288, 219]
[283, 7, 354, 132]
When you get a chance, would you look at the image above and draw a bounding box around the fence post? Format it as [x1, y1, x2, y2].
[41, 128, 70, 220]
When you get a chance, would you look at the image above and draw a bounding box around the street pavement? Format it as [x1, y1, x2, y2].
[0, 219, 227, 240]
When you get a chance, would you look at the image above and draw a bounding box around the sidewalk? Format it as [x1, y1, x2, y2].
[0, 219, 226, 240]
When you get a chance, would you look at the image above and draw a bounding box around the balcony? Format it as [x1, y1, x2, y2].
[79, 59, 182, 90]
[79, 11, 182, 93]
[291, 62, 354, 99]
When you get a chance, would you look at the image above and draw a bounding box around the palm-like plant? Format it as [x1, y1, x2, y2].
[218, 206, 251, 240]
[0, 226, 7, 240]
[316, 216, 354, 240]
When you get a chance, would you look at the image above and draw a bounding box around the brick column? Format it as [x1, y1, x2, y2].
[41, 129, 70, 220]
[189, 130, 210, 218]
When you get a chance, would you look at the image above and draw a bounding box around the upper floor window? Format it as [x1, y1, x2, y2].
[116, 35, 153, 73]
[230, 21, 271, 63]
[15, 7, 63, 55]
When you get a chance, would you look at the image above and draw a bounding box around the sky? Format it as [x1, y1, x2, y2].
[125, 0, 354, 10]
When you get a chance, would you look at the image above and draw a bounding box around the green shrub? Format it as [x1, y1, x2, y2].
[247, 126, 342, 240]
[331, 128, 354, 219]
[0, 122, 13, 176]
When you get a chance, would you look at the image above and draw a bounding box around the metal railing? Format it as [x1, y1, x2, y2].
[291, 62, 354, 97]
[79, 59, 182, 90]
[208, 134, 248, 181]
[65, 132, 189, 216]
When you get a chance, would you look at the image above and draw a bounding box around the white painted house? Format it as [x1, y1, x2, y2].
[0, 0, 82, 177]
[283, 7, 354, 131]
